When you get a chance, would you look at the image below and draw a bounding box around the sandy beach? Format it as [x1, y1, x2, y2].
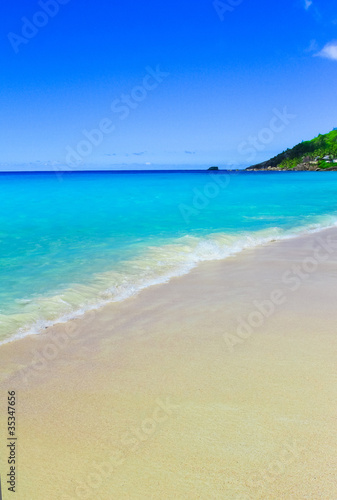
[1, 228, 337, 499]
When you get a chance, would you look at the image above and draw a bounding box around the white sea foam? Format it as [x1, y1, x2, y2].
[1, 216, 337, 346]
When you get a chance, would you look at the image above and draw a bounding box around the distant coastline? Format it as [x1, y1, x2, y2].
[246, 129, 337, 171]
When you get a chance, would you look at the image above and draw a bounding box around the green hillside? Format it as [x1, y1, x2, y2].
[247, 129, 337, 170]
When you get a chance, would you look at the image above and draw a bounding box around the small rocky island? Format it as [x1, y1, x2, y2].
[208, 166, 219, 171]
[246, 129, 337, 171]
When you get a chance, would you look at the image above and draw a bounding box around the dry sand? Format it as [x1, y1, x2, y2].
[1, 228, 337, 499]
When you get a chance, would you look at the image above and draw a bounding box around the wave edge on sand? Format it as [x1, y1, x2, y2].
[1, 215, 337, 346]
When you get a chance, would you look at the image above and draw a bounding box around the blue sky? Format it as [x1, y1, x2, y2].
[1, 0, 337, 170]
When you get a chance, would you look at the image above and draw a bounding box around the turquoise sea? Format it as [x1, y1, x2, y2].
[1, 170, 337, 344]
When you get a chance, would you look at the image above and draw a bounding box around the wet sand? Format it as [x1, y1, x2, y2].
[1, 228, 337, 499]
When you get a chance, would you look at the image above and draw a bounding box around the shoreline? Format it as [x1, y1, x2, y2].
[2, 221, 337, 350]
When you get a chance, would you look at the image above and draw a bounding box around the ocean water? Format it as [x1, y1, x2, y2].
[1, 170, 337, 344]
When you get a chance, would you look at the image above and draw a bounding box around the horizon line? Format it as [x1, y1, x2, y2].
[0, 168, 246, 174]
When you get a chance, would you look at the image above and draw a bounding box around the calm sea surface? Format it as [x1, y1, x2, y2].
[1, 170, 337, 343]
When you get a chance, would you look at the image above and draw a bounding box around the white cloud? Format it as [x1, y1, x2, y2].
[304, 0, 312, 10]
[315, 41, 337, 60]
